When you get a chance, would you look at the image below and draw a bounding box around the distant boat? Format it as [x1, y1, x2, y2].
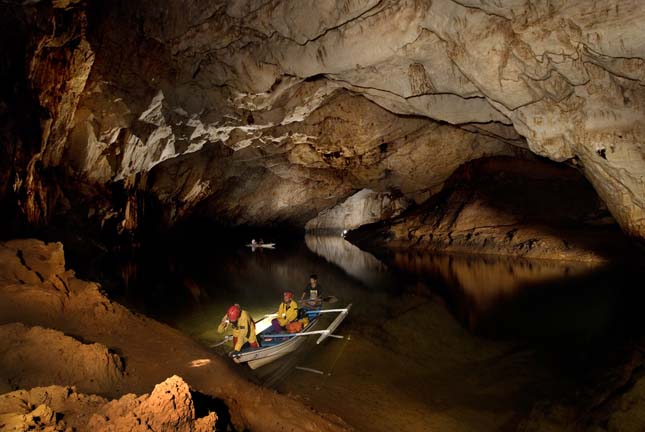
[246, 242, 276, 249]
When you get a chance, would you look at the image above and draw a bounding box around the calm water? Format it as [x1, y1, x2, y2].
[96, 234, 645, 431]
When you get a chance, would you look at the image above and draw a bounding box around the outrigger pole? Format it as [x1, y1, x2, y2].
[262, 304, 352, 344]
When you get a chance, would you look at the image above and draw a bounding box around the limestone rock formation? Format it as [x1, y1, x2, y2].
[0, 323, 125, 395]
[0, 376, 217, 432]
[0, 239, 66, 287]
[305, 188, 410, 233]
[349, 157, 633, 261]
[4, 1, 645, 244]
[87, 375, 217, 432]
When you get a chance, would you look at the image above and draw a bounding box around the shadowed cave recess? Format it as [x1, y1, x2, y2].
[2, 1, 645, 431]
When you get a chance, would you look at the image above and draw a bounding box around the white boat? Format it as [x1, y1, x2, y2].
[231, 304, 352, 370]
[246, 243, 276, 249]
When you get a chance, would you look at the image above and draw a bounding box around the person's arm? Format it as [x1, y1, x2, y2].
[233, 332, 244, 351]
[286, 300, 298, 323]
[233, 314, 250, 351]
[217, 314, 229, 333]
[277, 303, 288, 326]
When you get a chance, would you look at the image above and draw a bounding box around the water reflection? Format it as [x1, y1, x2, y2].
[391, 251, 608, 336]
[304, 234, 389, 288]
[394, 252, 598, 309]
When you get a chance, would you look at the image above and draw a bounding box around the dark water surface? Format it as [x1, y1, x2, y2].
[83, 232, 645, 431]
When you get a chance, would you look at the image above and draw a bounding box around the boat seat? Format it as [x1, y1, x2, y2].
[299, 305, 322, 317]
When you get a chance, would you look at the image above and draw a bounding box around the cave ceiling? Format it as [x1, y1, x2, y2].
[6, 0, 645, 237]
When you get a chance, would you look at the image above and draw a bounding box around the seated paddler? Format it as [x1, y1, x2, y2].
[271, 291, 298, 332]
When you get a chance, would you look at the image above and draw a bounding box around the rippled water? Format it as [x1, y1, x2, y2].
[102, 234, 645, 432]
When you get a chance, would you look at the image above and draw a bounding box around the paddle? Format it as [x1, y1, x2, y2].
[209, 335, 232, 348]
[297, 295, 338, 307]
[322, 295, 338, 304]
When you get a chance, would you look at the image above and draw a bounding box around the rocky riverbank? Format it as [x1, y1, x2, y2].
[0, 238, 350, 431]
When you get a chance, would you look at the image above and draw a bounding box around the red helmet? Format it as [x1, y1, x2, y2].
[283, 291, 294, 301]
[227, 304, 241, 322]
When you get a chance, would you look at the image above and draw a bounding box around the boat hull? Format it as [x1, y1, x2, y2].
[233, 318, 318, 369]
[246, 243, 275, 249]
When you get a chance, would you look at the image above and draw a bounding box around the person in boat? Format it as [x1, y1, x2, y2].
[301, 274, 322, 306]
[251, 239, 257, 246]
[271, 291, 299, 332]
[218, 304, 258, 355]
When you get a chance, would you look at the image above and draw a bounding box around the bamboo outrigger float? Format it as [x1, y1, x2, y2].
[231, 304, 352, 370]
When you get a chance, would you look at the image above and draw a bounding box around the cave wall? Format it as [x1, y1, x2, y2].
[3, 0, 645, 241]
[348, 156, 629, 261]
[0, 1, 94, 233]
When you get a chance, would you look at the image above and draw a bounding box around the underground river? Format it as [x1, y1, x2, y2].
[77, 233, 645, 432]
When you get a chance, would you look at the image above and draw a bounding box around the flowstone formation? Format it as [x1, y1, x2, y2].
[4, 0, 645, 243]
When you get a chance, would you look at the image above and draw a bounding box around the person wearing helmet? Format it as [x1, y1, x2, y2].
[271, 291, 299, 332]
[217, 304, 258, 355]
